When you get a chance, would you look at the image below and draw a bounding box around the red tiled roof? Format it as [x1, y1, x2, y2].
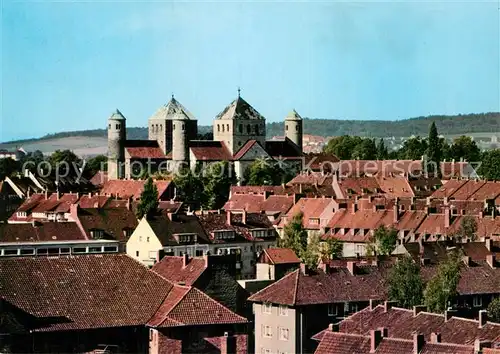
[158, 201, 183, 213]
[0, 254, 172, 332]
[282, 198, 335, 229]
[432, 179, 468, 198]
[190, 141, 232, 161]
[339, 305, 500, 346]
[470, 181, 500, 201]
[15, 194, 46, 212]
[304, 153, 340, 171]
[448, 180, 486, 200]
[0, 222, 86, 243]
[125, 146, 167, 159]
[100, 179, 171, 200]
[204, 334, 248, 354]
[248, 266, 388, 306]
[89, 171, 108, 186]
[147, 285, 247, 327]
[232, 139, 258, 160]
[261, 195, 294, 214]
[223, 194, 266, 213]
[376, 176, 414, 198]
[77, 195, 110, 209]
[152, 256, 207, 286]
[262, 248, 301, 264]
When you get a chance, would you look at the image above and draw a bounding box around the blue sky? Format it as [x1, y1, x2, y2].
[1, 1, 499, 141]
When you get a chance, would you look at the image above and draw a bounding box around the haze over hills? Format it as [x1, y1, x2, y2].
[1, 112, 499, 156]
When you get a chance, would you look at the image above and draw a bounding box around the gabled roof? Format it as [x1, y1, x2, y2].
[223, 193, 266, 213]
[77, 207, 138, 242]
[147, 285, 247, 327]
[99, 179, 171, 200]
[215, 96, 265, 121]
[265, 137, 303, 158]
[125, 147, 167, 159]
[0, 254, 172, 332]
[261, 248, 301, 265]
[109, 109, 126, 120]
[0, 222, 86, 243]
[233, 139, 264, 160]
[261, 195, 295, 214]
[190, 141, 233, 161]
[285, 109, 302, 120]
[149, 97, 196, 121]
[144, 214, 211, 246]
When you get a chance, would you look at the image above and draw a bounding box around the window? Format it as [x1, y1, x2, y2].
[217, 124, 220, 132]
[263, 303, 272, 314]
[139, 236, 142, 242]
[147, 237, 150, 243]
[247, 124, 251, 134]
[328, 304, 337, 317]
[20, 248, 35, 255]
[295, 125, 299, 131]
[285, 124, 288, 131]
[4, 249, 18, 256]
[279, 305, 288, 316]
[104, 246, 118, 253]
[255, 125, 259, 135]
[72, 247, 86, 254]
[350, 303, 359, 313]
[227, 124, 229, 131]
[261, 349, 271, 354]
[279, 327, 289, 341]
[195, 250, 204, 256]
[89, 247, 102, 253]
[108, 124, 111, 129]
[239, 124, 243, 133]
[136, 251, 140, 257]
[473, 296, 482, 307]
[182, 123, 185, 131]
[116, 124, 120, 129]
[173, 124, 176, 130]
[263, 325, 272, 338]
[60, 247, 70, 255]
[48, 248, 59, 255]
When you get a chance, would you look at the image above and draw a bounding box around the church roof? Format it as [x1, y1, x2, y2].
[149, 97, 196, 121]
[285, 109, 302, 120]
[109, 109, 126, 120]
[215, 96, 265, 121]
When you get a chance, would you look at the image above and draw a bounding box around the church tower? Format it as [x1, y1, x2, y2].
[107, 109, 126, 180]
[284, 109, 303, 152]
[171, 113, 189, 168]
[213, 91, 266, 155]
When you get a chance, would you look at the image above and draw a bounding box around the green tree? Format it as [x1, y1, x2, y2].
[48, 149, 82, 176]
[352, 138, 377, 160]
[367, 225, 398, 256]
[320, 237, 343, 260]
[246, 158, 278, 186]
[455, 215, 477, 242]
[388, 255, 424, 309]
[84, 155, 107, 176]
[323, 135, 363, 160]
[397, 137, 428, 160]
[478, 149, 500, 180]
[0, 158, 20, 180]
[301, 233, 321, 269]
[426, 122, 442, 177]
[487, 297, 500, 323]
[279, 212, 308, 259]
[376, 138, 388, 160]
[449, 136, 481, 163]
[203, 161, 235, 209]
[424, 251, 462, 313]
[136, 177, 159, 219]
[173, 167, 206, 207]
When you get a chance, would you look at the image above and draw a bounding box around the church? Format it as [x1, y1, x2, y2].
[107, 93, 304, 183]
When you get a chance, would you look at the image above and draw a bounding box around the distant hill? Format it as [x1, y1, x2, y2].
[1, 113, 499, 153]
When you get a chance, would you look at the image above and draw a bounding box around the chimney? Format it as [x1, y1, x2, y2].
[413, 305, 427, 317]
[220, 332, 236, 354]
[347, 261, 356, 275]
[156, 249, 166, 263]
[462, 256, 471, 266]
[426, 197, 432, 206]
[487, 254, 496, 269]
[479, 211, 484, 219]
[351, 202, 358, 214]
[474, 339, 492, 353]
[444, 207, 450, 228]
[383, 301, 397, 313]
[328, 323, 339, 332]
[182, 253, 189, 268]
[445, 309, 457, 322]
[413, 333, 425, 354]
[485, 238, 492, 251]
[242, 209, 247, 225]
[369, 299, 380, 311]
[226, 210, 232, 225]
[45, 190, 48, 200]
[379, 327, 388, 338]
[443, 197, 449, 205]
[479, 310, 487, 328]
[126, 196, 131, 211]
[300, 263, 308, 275]
[56, 190, 60, 200]
[430, 332, 441, 343]
[393, 198, 399, 223]
[204, 254, 210, 268]
[370, 329, 383, 353]
[70, 203, 79, 220]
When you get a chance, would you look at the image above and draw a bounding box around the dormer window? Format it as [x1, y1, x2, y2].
[90, 229, 104, 240]
[310, 218, 320, 225]
[251, 229, 275, 238]
[16, 211, 27, 218]
[214, 230, 236, 240]
[175, 233, 198, 243]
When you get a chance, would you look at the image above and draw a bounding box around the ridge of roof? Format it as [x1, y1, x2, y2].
[292, 268, 300, 306]
[149, 97, 196, 121]
[215, 96, 265, 121]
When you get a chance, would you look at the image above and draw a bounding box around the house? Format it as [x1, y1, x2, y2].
[256, 248, 301, 280]
[127, 214, 210, 267]
[278, 198, 337, 239]
[0, 253, 248, 353]
[151, 254, 250, 316]
[199, 211, 279, 278]
[313, 327, 486, 354]
[99, 179, 174, 200]
[247, 262, 389, 354]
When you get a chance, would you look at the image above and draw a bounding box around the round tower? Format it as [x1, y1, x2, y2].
[285, 109, 303, 152]
[107, 109, 126, 180]
[171, 113, 189, 167]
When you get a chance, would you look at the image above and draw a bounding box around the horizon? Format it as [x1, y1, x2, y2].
[2, 1, 499, 142]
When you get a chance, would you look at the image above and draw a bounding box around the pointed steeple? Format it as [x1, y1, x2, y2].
[149, 96, 196, 121]
[215, 95, 265, 121]
[285, 109, 302, 120]
[109, 109, 126, 120]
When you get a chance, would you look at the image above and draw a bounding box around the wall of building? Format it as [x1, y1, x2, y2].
[254, 303, 296, 354]
[285, 119, 303, 151]
[108, 118, 126, 180]
[126, 220, 163, 267]
[342, 242, 368, 258]
[213, 119, 266, 155]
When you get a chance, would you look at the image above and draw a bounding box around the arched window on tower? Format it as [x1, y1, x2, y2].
[227, 124, 230, 132]
[239, 124, 243, 133]
[217, 124, 220, 132]
[222, 125, 225, 132]
[255, 125, 259, 135]
[116, 124, 120, 129]
[247, 124, 251, 134]
[296, 125, 299, 132]
[285, 124, 288, 131]
[173, 124, 176, 130]
[182, 124, 185, 131]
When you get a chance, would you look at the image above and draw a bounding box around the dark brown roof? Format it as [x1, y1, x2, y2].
[261, 248, 301, 265]
[0, 222, 86, 243]
[248, 265, 388, 306]
[77, 207, 138, 242]
[339, 304, 500, 346]
[152, 256, 207, 286]
[0, 254, 172, 332]
[265, 137, 303, 158]
[147, 285, 247, 327]
[260, 195, 294, 214]
[146, 214, 211, 246]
